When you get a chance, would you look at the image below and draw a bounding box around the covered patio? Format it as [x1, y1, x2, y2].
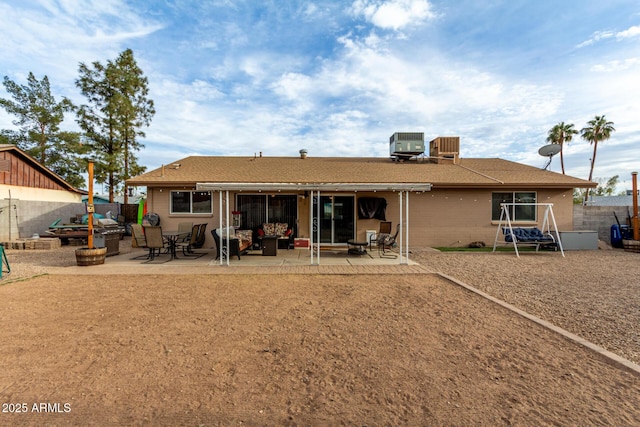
[196, 182, 432, 266]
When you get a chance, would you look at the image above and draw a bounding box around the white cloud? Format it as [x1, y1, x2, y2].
[616, 25, 640, 40]
[576, 30, 615, 48]
[0, 1, 163, 81]
[591, 57, 640, 72]
[263, 30, 565, 161]
[272, 73, 313, 103]
[350, 0, 436, 31]
[577, 24, 640, 48]
[303, 3, 319, 17]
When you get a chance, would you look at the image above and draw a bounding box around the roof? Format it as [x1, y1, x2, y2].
[125, 155, 596, 190]
[0, 144, 86, 194]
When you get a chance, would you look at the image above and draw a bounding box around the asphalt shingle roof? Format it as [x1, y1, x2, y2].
[126, 156, 596, 189]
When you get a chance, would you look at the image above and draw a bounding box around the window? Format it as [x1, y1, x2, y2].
[170, 191, 212, 214]
[491, 192, 537, 221]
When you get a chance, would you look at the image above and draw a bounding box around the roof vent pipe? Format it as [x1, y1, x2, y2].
[299, 149, 308, 159]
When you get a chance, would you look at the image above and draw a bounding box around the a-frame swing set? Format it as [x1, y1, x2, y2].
[492, 203, 565, 257]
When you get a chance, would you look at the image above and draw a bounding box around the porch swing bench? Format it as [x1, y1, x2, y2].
[502, 227, 557, 252]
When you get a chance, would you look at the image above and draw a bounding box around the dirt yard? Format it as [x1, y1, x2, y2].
[1, 243, 639, 425]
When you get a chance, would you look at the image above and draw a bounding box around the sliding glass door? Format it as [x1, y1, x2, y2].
[236, 194, 297, 232]
[317, 195, 354, 244]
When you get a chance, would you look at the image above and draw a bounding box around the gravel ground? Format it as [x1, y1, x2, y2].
[412, 248, 640, 365]
[3, 240, 640, 365]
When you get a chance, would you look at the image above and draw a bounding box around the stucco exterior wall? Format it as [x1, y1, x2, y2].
[402, 188, 575, 247]
[142, 187, 577, 251]
[144, 187, 215, 248]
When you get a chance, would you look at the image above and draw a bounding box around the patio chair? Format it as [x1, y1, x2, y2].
[175, 224, 206, 258]
[143, 226, 169, 262]
[130, 223, 153, 260]
[177, 222, 194, 242]
[131, 223, 147, 248]
[369, 221, 392, 250]
[378, 224, 399, 258]
[212, 228, 242, 260]
[192, 223, 208, 248]
[275, 224, 295, 249]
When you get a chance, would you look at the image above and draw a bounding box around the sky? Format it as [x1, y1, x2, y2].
[1, 0, 639, 192]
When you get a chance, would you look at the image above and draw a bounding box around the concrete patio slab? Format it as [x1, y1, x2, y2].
[47, 245, 431, 275]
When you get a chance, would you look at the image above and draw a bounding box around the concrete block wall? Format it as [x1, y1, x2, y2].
[573, 205, 635, 243]
[0, 200, 123, 242]
[6, 200, 88, 241]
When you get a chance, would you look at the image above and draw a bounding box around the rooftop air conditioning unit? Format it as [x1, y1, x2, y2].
[389, 132, 425, 160]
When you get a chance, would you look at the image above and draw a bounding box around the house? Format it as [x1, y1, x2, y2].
[0, 144, 87, 241]
[126, 136, 596, 261]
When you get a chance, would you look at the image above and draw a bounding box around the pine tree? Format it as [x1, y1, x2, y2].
[76, 49, 155, 202]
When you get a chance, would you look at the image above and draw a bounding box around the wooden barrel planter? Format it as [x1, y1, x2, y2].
[75, 247, 107, 266]
[623, 239, 640, 253]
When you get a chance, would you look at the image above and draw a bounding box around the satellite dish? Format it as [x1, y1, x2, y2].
[538, 144, 561, 170]
[538, 144, 561, 157]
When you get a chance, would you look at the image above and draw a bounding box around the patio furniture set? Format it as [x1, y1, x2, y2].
[130, 222, 208, 262]
[129, 219, 399, 262]
[212, 222, 295, 260]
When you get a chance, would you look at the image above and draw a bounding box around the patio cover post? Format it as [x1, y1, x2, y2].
[218, 190, 230, 266]
[403, 191, 410, 264]
[399, 191, 403, 264]
[398, 190, 410, 265]
[226, 190, 230, 264]
[405, 191, 410, 263]
[397, 191, 410, 265]
[309, 191, 312, 265]
[310, 190, 321, 265]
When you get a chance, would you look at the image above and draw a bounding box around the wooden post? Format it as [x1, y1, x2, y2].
[88, 161, 94, 248]
[632, 172, 639, 241]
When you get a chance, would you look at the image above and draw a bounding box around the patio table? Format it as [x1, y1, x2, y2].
[261, 235, 278, 256]
[347, 239, 368, 256]
[163, 231, 189, 260]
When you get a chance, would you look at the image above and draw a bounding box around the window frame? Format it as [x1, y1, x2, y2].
[491, 191, 537, 222]
[170, 190, 213, 215]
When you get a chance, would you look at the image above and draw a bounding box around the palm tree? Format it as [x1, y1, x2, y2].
[580, 115, 615, 203]
[546, 122, 578, 174]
